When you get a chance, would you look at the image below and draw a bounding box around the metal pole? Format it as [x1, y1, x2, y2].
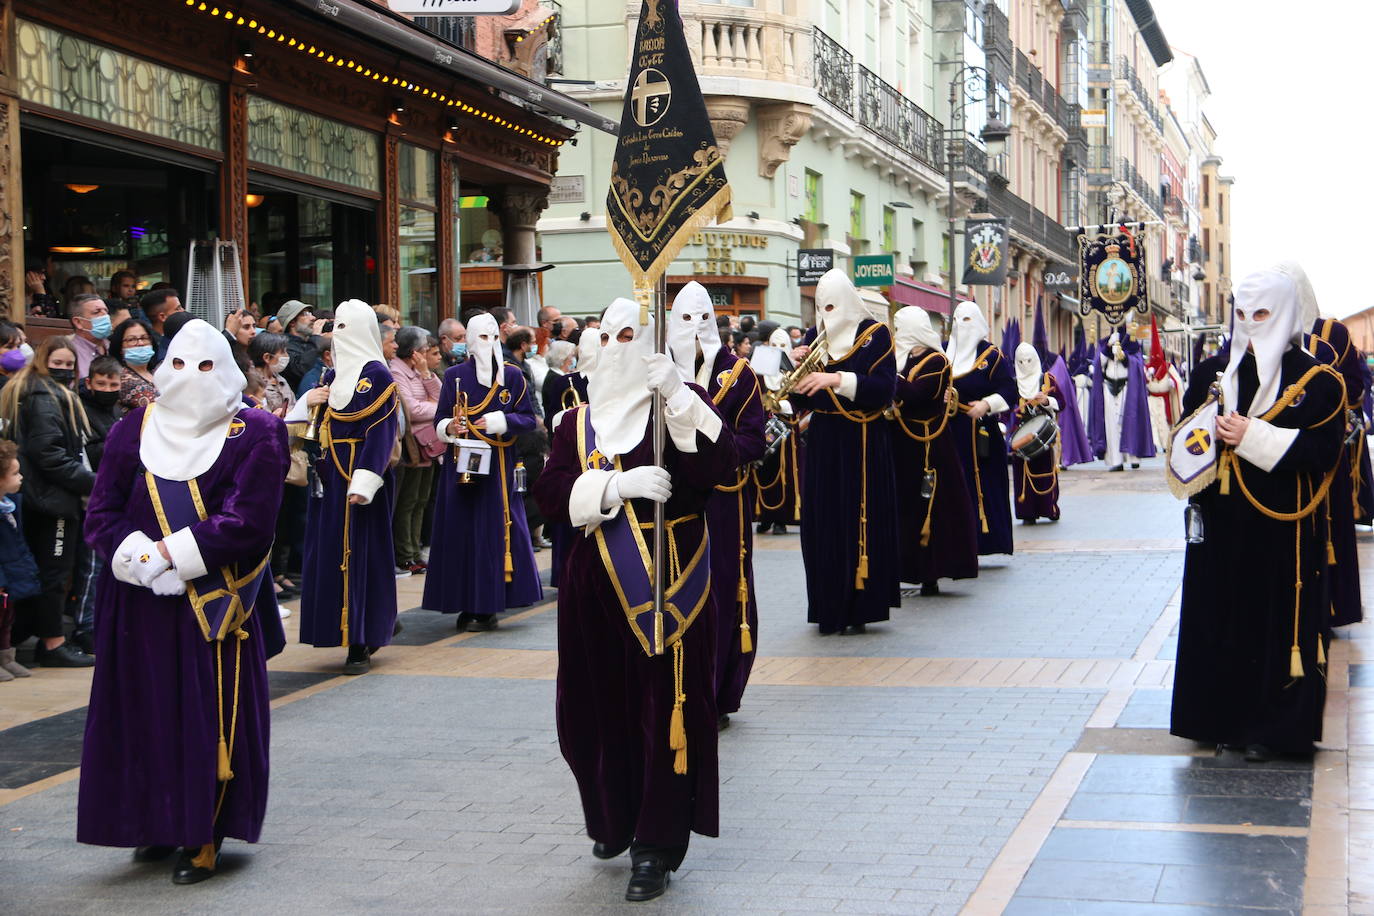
[946, 78, 958, 317]
[651, 274, 667, 655]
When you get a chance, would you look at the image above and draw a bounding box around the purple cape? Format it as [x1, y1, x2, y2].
[1047, 355, 1092, 466]
[1087, 343, 1157, 460]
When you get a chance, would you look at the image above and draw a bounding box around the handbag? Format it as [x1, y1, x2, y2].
[411, 420, 447, 460]
[285, 447, 309, 486]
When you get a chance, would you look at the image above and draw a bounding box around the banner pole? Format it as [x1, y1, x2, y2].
[651, 274, 667, 655]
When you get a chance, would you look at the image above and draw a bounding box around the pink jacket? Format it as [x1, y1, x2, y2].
[389, 357, 440, 427]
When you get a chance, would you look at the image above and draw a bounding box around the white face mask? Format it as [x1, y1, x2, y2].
[586, 298, 655, 459]
[668, 281, 721, 382]
[466, 314, 502, 388]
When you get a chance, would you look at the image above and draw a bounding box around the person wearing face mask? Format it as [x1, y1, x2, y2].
[78, 319, 288, 884]
[532, 297, 738, 902]
[1170, 266, 1347, 763]
[1088, 329, 1155, 471]
[668, 281, 767, 725]
[0, 337, 96, 667]
[889, 307, 978, 596]
[297, 300, 401, 675]
[422, 314, 543, 632]
[438, 317, 467, 368]
[789, 269, 900, 635]
[752, 325, 803, 535]
[0, 322, 32, 388]
[945, 301, 1018, 557]
[247, 333, 295, 416]
[110, 318, 161, 412]
[69, 293, 113, 382]
[1009, 342, 1065, 525]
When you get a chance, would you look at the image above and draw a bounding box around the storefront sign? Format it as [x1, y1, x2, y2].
[388, 0, 523, 15]
[549, 175, 585, 204]
[797, 249, 833, 286]
[853, 254, 894, 288]
[1080, 109, 1107, 129]
[689, 231, 764, 275]
[1043, 263, 1078, 292]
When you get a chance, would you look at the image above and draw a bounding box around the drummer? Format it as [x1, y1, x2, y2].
[1009, 343, 1064, 524]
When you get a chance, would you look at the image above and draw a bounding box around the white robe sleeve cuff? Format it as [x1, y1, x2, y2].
[163, 526, 209, 581]
[1235, 417, 1299, 473]
[663, 388, 722, 453]
[348, 468, 386, 505]
[1047, 396, 1060, 413]
[551, 408, 570, 432]
[436, 417, 462, 444]
[836, 371, 858, 401]
[984, 394, 1010, 415]
[483, 410, 507, 436]
[570, 468, 621, 530]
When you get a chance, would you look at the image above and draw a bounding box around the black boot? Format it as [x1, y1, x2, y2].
[172, 842, 220, 885]
[920, 582, 940, 597]
[755, 522, 770, 535]
[467, 614, 499, 632]
[717, 714, 731, 731]
[592, 839, 629, 859]
[456, 613, 474, 632]
[343, 645, 371, 675]
[625, 856, 671, 902]
[772, 523, 787, 535]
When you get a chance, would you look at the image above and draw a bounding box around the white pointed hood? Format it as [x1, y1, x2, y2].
[141, 319, 247, 481]
[576, 326, 602, 380]
[1272, 260, 1321, 325]
[815, 268, 864, 355]
[330, 299, 385, 410]
[946, 301, 990, 376]
[1014, 342, 1043, 401]
[765, 326, 791, 390]
[466, 312, 503, 388]
[1222, 267, 1304, 417]
[893, 306, 943, 361]
[586, 298, 655, 458]
[667, 281, 721, 383]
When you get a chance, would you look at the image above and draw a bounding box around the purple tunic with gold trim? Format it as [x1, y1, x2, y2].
[948, 341, 1017, 556]
[299, 362, 400, 648]
[423, 360, 543, 617]
[1009, 372, 1066, 522]
[543, 372, 590, 589]
[701, 348, 767, 715]
[532, 396, 737, 854]
[79, 406, 288, 847]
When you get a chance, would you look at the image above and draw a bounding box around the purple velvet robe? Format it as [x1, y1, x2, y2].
[1307, 322, 1364, 627]
[790, 319, 900, 632]
[79, 407, 288, 847]
[948, 341, 1017, 556]
[423, 361, 543, 616]
[700, 348, 767, 715]
[1088, 341, 1157, 460]
[532, 395, 738, 852]
[545, 373, 591, 588]
[300, 362, 400, 648]
[1047, 355, 1093, 466]
[891, 350, 978, 584]
[1010, 373, 1066, 522]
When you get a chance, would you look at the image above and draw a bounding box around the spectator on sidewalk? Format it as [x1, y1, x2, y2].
[277, 299, 319, 392]
[390, 327, 442, 574]
[68, 356, 122, 655]
[68, 293, 113, 381]
[109, 318, 160, 412]
[0, 439, 41, 682]
[249, 332, 295, 416]
[438, 317, 466, 369]
[142, 289, 183, 360]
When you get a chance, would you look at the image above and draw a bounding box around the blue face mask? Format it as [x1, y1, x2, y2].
[451, 342, 468, 360]
[90, 314, 113, 340]
[123, 345, 155, 366]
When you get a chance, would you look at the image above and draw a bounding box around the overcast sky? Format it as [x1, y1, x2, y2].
[1149, 0, 1374, 319]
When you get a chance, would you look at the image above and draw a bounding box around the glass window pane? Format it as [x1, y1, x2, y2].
[399, 207, 437, 328]
[247, 94, 380, 192]
[398, 143, 437, 208]
[459, 196, 503, 264]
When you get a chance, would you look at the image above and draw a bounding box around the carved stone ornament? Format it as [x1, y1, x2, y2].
[494, 187, 550, 230]
[756, 101, 812, 178]
[704, 97, 750, 161]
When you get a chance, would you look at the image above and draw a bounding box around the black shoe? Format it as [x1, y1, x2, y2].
[717, 714, 731, 732]
[1107, 465, 1124, 472]
[467, 615, 499, 632]
[844, 623, 867, 635]
[456, 613, 474, 632]
[71, 631, 95, 656]
[920, 582, 940, 597]
[625, 857, 670, 902]
[133, 845, 178, 863]
[393, 619, 404, 637]
[592, 840, 629, 860]
[1024, 518, 1038, 526]
[172, 845, 219, 885]
[1244, 743, 1274, 763]
[772, 524, 787, 535]
[35, 642, 95, 668]
[756, 522, 770, 535]
[1130, 462, 1140, 469]
[343, 645, 371, 675]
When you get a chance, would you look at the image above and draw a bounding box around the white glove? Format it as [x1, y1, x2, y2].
[643, 353, 685, 401]
[114, 531, 171, 587]
[609, 465, 672, 504]
[150, 569, 187, 597]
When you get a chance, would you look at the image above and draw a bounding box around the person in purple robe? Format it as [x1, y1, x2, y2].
[298, 299, 400, 674]
[79, 319, 288, 884]
[789, 270, 900, 634]
[945, 301, 1017, 556]
[753, 326, 804, 533]
[1308, 317, 1364, 627]
[1045, 353, 1093, 467]
[668, 282, 767, 726]
[1088, 330, 1156, 470]
[1008, 343, 1065, 523]
[423, 313, 542, 630]
[532, 297, 738, 902]
[889, 306, 977, 594]
[544, 331, 601, 588]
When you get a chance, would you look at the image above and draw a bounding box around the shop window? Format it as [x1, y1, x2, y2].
[848, 191, 867, 255]
[459, 196, 504, 265]
[397, 143, 438, 329]
[247, 95, 380, 193]
[246, 188, 376, 313]
[15, 20, 221, 152]
[882, 206, 896, 255]
[803, 170, 822, 224]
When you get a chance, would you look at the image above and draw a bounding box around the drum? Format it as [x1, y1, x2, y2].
[1010, 411, 1058, 461]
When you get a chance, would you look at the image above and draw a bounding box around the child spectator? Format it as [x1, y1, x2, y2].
[0, 439, 41, 680]
[67, 356, 121, 656]
[244, 369, 268, 407]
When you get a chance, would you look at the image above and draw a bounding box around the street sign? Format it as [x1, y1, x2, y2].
[797, 249, 833, 286]
[853, 254, 894, 288]
[389, 0, 522, 14]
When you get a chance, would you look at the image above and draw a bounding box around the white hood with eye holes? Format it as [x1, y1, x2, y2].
[142, 318, 247, 480]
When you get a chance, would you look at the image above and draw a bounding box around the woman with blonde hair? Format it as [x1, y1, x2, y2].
[0, 335, 96, 667]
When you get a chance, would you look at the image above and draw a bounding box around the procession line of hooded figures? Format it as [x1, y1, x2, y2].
[71, 260, 1369, 898]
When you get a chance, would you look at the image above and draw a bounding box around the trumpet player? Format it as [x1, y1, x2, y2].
[790, 269, 899, 635]
[889, 307, 977, 596]
[668, 282, 767, 726]
[1010, 343, 1065, 524]
[422, 313, 543, 632]
[753, 326, 802, 534]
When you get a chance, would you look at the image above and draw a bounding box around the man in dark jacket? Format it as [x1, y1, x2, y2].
[278, 299, 321, 392]
[68, 356, 122, 654]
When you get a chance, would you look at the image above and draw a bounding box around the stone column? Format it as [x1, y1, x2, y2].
[0, 0, 24, 322]
[493, 186, 548, 325]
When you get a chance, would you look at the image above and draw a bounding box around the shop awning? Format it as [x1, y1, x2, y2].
[284, 0, 619, 135]
[890, 277, 968, 316]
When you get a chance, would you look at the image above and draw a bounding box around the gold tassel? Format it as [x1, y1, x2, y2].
[669, 641, 687, 774]
[217, 738, 234, 782]
[674, 746, 688, 775]
[669, 704, 685, 750]
[920, 514, 932, 547]
[740, 622, 753, 654]
[737, 576, 749, 603]
[504, 548, 514, 582]
[1327, 539, 1337, 564]
[1218, 451, 1232, 495]
[1318, 637, 1327, 666]
[854, 553, 869, 590]
[1290, 645, 1304, 679]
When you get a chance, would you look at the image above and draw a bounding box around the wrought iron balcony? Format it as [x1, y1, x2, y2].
[1015, 49, 1041, 99]
[414, 15, 476, 50]
[813, 26, 854, 115]
[1117, 56, 1163, 133]
[856, 64, 939, 167]
[978, 184, 1075, 264]
[983, 3, 1013, 68]
[1119, 157, 1163, 217]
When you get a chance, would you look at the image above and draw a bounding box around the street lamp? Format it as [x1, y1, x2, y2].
[944, 65, 1008, 315]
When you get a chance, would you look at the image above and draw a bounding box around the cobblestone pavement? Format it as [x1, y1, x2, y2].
[1, 458, 1371, 914]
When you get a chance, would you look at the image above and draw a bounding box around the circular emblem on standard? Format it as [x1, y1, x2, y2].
[967, 224, 1003, 275]
[1092, 243, 1137, 306]
[1184, 427, 1211, 456]
[631, 68, 672, 127]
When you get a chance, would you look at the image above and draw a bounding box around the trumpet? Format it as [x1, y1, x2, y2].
[455, 391, 472, 484]
[762, 329, 829, 413]
[302, 401, 325, 442]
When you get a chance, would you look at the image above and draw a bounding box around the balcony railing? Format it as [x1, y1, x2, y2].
[856, 64, 939, 167]
[414, 15, 476, 50]
[1117, 56, 1163, 132]
[979, 184, 1075, 264]
[1014, 48, 1041, 99]
[1119, 156, 1163, 217]
[983, 3, 1012, 66]
[813, 26, 853, 115]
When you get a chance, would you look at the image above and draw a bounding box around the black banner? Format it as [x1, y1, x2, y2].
[798, 249, 833, 286]
[1076, 229, 1150, 325]
[961, 218, 1010, 286]
[606, 0, 732, 287]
